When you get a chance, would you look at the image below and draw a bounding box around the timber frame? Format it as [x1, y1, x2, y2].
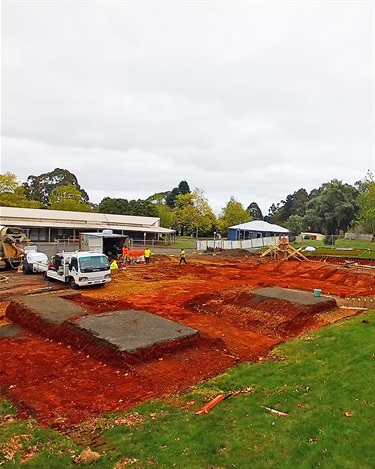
[261, 237, 309, 261]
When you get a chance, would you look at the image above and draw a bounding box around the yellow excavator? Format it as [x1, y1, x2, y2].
[0, 226, 29, 269]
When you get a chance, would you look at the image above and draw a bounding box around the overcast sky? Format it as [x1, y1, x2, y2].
[1, 1, 374, 216]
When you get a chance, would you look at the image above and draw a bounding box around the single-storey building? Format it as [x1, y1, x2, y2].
[301, 232, 325, 241]
[0, 206, 175, 244]
[228, 220, 289, 241]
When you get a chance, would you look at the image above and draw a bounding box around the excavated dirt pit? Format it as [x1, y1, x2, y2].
[185, 286, 337, 339]
[6, 295, 199, 363]
[1, 253, 375, 429]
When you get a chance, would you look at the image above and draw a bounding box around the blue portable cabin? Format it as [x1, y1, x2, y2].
[227, 220, 289, 241]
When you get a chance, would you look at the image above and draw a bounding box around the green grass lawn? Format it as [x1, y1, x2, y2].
[1, 310, 374, 468]
[174, 237, 375, 259]
[172, 236, 198, 249]
[292, 239, 375, 260]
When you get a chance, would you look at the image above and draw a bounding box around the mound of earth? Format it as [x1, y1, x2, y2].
[215, 248, 257, 257]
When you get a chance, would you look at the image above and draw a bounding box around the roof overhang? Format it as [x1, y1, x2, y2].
[0, 207, 176, 235]
[230, 221, 289, 233]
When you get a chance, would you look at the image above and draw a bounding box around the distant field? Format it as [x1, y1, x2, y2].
[172, 237, 375, 260]
[292, 239, 375, 260]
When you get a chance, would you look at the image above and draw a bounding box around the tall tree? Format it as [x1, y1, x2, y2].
[49, 185, 91, 212]
[165, 188, 180, 208]
[285, 214, 304, 236]
[147, 192, 174, 228]
[265, 202, 280, 222]
[98, 198, 130, 214]
[303, 179, 359, 234]
[355, 170, 374, 193]
[189, 188, 216, 237]
[217, 196, 252, 235]
[171, 193, 194, 236]
[178, 180, 190, 195]
[356, 172, 375, 233]
[165, 180, 191, 208]
[127, 199, 158, 217]
[23, 168, 89, 206]
[172, 189, 215, 236]
[247, 202, 263, 220]
[156, 204, 174, 229]
[0, 172, 43, 208]
[267, 188, 309, 225]
[98, 197, 158, 217]
[0, 172, 19, 194]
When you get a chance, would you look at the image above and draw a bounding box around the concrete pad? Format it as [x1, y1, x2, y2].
[7, 294, 87, 325]
[70, 310, 198, 353]
[251, 287, 334, 306]
[7, 296, 199, 360]
[0, 324, 21, 338]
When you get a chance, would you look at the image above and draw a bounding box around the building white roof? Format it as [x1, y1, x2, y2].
[0, 206, 175, 234]
[230, 220, 289, 233]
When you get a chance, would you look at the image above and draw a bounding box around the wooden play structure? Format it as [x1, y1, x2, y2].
[261, 237, 309, 261]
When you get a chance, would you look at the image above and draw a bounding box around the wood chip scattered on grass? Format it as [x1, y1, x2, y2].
[261, 406, 288, 416]
[73, 447, 100, 464]
[195, 387, 255, 415]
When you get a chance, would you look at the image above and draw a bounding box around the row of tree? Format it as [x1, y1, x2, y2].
[1, 168, 374, 237]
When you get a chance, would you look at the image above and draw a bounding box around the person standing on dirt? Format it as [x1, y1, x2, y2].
[179, 249, 187, 264]
[144, 247, 151, 264]
[122, 245, 129, 264]
[110, 258, 119, 270]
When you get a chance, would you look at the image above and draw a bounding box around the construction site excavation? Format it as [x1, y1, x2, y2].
[1, 248, 375, 430]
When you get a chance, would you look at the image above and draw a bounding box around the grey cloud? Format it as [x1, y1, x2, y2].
[1, 1, 373, 217]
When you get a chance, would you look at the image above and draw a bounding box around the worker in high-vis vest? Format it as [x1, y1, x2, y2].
[144, 247, 151, 264]
[179, 249, 187, 264]
[110, 259, 119, 270]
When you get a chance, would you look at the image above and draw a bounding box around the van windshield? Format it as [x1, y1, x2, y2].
[79, 255, 110, 273]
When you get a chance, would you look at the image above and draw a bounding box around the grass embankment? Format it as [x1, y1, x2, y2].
[292, 239, 375, 260]
[1, 311, 374, 468]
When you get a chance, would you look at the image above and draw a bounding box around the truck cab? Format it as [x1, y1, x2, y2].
[46, 251, 111, 289]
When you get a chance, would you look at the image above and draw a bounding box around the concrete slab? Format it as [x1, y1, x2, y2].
[0, 324, 21, 338]
[6, 295, 199, 359]
[251, 287, 334, 306]
[7, 294, 87, 325]
[70, 310, 198, 353]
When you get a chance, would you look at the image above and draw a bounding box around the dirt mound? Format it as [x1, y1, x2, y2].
[215, 248, 257, 257]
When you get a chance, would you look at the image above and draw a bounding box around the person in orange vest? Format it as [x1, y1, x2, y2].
[144, 247, 151, 264]
[122, 245, 129, 264]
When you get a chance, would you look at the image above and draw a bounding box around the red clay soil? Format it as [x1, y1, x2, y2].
[1, 254, 375, 430]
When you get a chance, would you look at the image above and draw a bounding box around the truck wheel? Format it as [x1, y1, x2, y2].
[23, 263, 32, 275]
[9, 257, 21, 269]
[68, 277, 78, 289]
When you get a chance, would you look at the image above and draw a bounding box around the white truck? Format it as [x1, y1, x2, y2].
[22, 246, 49, 274]
[44, 251, 111, 289]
